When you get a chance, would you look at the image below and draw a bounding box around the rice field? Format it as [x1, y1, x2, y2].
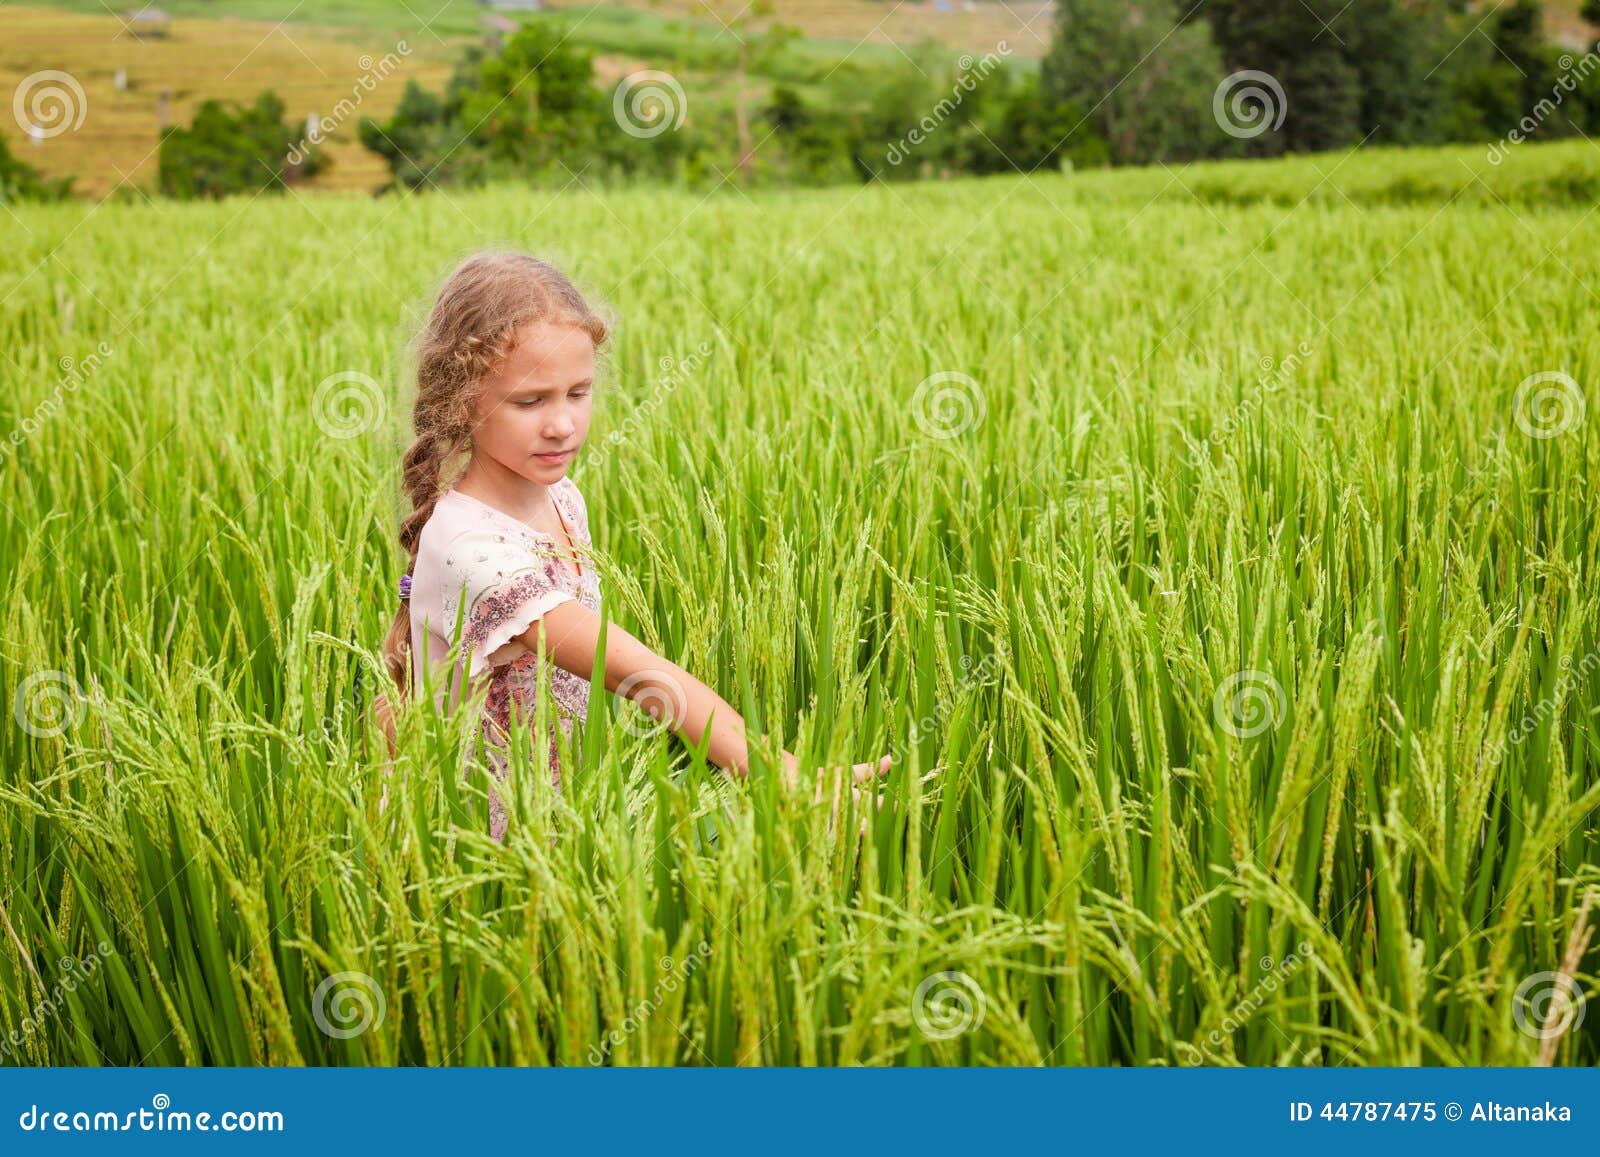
[1, 139, 1597, 1067]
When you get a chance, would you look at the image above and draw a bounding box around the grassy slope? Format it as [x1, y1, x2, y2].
[1, 0, 995, 199]
[10, 0, 1054, 53]
[1, 4, 459, 198]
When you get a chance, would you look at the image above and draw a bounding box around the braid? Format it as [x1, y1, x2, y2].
[398, 433, 450, 563]
[448, 324, 522, 391]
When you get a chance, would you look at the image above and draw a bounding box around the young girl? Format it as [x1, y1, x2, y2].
[375, 250, 903, 841]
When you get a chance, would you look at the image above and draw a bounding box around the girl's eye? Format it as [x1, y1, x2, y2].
[571, 389, 591, 399]
[515, 399, 543, 408]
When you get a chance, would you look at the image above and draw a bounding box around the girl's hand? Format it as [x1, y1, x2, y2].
[780, 751, 889, 796]
[781, 753, 942, 835]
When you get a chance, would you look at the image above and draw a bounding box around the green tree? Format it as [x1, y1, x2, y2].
[0, 133, 74, 202]
[1284, 46, 1361, 151]
[854, 57, 945, 180]
[762, 85, 859, 185]
[940, 65, 1105, 174]
[1200, 0, 1366, 154]
[158, 90, 327, 200]
[702, 0, 800, 176]
[1042, 0, 1225, 165]
[992, 73, 1107, 170]
[1342, 0, 1448, 144]
[1493, 0, 1550, 112]
[457, 24, 605, 168]
[358, 79, 484, 191]
[359, 21, 693, 190]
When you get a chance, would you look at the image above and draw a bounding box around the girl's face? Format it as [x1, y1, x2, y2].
[470, 320, 595, 485]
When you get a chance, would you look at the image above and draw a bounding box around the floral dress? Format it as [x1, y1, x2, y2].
[407, 478, 601, 841]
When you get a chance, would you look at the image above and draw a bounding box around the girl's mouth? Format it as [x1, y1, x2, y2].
[534, 449, 572, 463]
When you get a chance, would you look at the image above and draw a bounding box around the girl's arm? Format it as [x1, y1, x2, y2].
[521, 601, 895, 802]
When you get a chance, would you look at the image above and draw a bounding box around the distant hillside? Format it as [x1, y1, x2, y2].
[1, 0, 1050, 199]
[0, 5, 458, 198]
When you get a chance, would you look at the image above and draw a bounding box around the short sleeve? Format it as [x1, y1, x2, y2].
[437, 529, 575, 679]
[559, 478, 591, 544]
[557, 479, 601, 606]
